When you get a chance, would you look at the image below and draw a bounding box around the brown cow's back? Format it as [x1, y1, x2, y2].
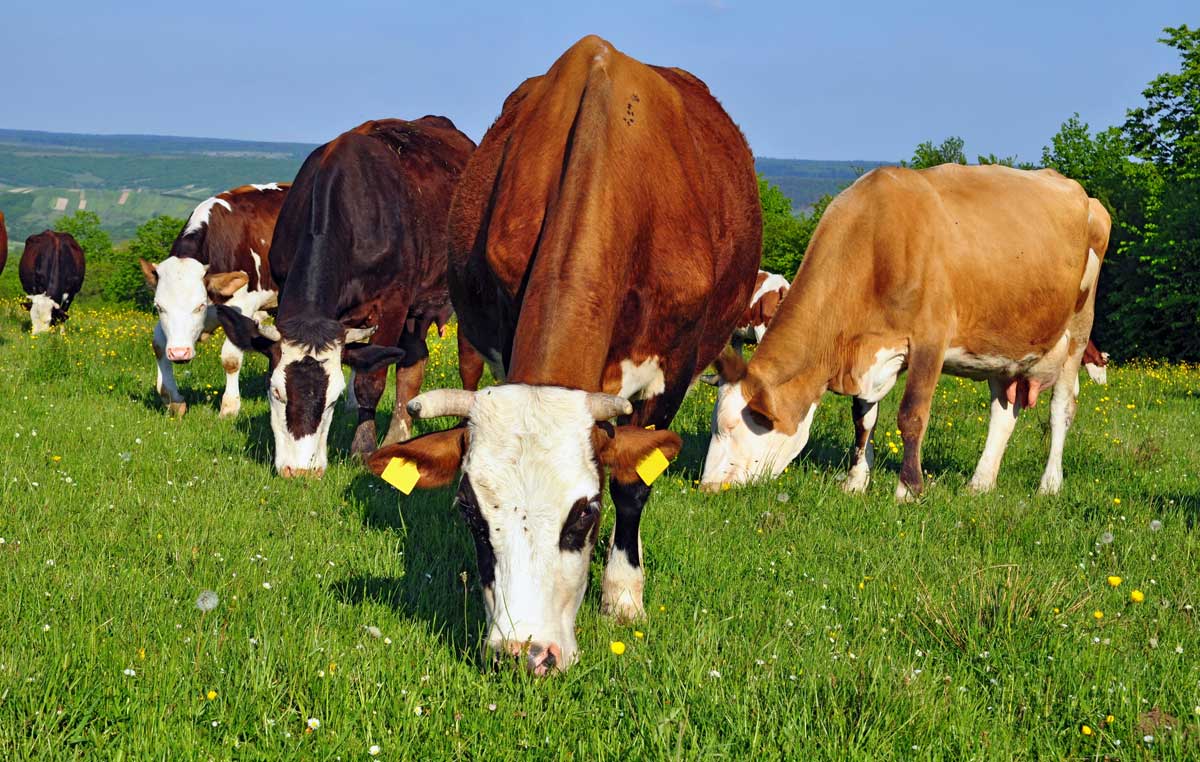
[448, 35, 760, 399]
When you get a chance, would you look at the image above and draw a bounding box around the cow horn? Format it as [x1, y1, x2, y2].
[259, 323, 281, 342]
[407, 389, 475, 419]
[586, 393, 633, 421]
[344, 325, 377, 344]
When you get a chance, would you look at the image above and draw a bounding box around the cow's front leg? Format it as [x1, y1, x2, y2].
[218, 338, 243, 418]
[967, 378, 1021, 493]
[843, 397, 878, 493]
[895, 344, 944, 501]
[602, 477, 651, 623]
[350, 365, 388, 457]
[153, 322, 187, 417]
[383, 357, 426, 447]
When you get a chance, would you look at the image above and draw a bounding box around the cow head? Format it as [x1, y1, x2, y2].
[216, 307, 404, 477]
[700, 349, 818, 490]
[25, 294, 65, 335]
[143, 257, 235, 363]
[366, 384, 680, 674]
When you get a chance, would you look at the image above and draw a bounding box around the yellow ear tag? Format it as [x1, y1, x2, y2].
[381, 458, 420, 495]
[636, 448, 670, 486]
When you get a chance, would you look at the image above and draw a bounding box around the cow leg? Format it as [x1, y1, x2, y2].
[895, 344, 944, 501]
[1039, 354, 1084, 495]
[218, 338, 243, 418]
[382, 357, 426, 447]
[153, 321, 186, 417]
[344, 369, 358, 412]
[349, 366, 388, 458]
[843, 397, 878, 493]
[966, 378, 1022, 493]
[457, 329, 485, 392]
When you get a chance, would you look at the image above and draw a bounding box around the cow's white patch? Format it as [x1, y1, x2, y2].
[701, 382, 817, 488]
[843, 401, 878, 493]
[269, 341, 346, 475]
[618, 357, 665, 401]
[27, 294, 59, 334]
[1080, 248, 1101, 293]
[967, 379, 1022, 493]
[250, 183, 282, 192]
[460, 385, 604, 668]
[601, 536, 644, 622]
[249, 250, 264, 285]
[1084, 362, 1107, 385]
[856, 346, 907, 402]
[152, 257, 210, 354]
[184, 196, 233, 234]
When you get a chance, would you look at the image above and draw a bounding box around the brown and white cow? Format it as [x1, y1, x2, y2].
[218, 117, 481, 477]
[365, 36, 761, 673]
[731, 270, 790, 353]
[702, 164, 1109, 498]
[0, 209, 8, 276]
[1082, 338, 1109, 386]
[20, 230, 86, 334]
[139, 183, 289, 417]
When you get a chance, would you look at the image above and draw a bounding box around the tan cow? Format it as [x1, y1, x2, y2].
[702, 164, 1110, 498]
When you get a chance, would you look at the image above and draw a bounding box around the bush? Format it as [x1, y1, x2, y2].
[108, 215, 185, 309]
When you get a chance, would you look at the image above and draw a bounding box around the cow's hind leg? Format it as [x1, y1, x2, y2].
[967, 378, 1022, 493]
[895, 344, 944, 501]
[153, 321, 187, 417]
[1039, 349, 1084, 495]
[350, 366, 388, 458]
[457, 329, 485, 392]
[843, 397, 878, 493]
[382, 358, 426, 447]
[218, 338, 243, 418]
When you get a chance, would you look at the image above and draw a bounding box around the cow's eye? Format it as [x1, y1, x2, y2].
[559, 496, 602, 552]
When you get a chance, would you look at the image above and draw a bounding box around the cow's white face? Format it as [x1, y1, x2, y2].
[27, 294, 59, 335]
[151, 257, 209, 362]
[701, 381, 815, 489]
[268, 341, 346, 477]
[458, 385, 604, 672]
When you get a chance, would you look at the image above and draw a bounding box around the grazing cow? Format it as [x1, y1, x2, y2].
[20, 231, 86, 335]
[1082, 338, 1109, 386]
[731, 271, 790, 352]
[701, 164, 1110, 498]
[140, 184, 289, 417]
[365, 36, 761, 673]
[0, 210, 7, 275]
[218, 116, 480, 477]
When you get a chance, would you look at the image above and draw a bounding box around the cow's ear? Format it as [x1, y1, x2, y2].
[21, 299, 32, 312]
[367, 428, 467, 491]
[744, 381, 782, 430]
[714, 346, 748, 384]
[343, 344, 405, 373]
[139, 258, 158, 288]
[596, 425, 682, 484]
[204, 271, 249, 300]
[216, 305, 277, 355]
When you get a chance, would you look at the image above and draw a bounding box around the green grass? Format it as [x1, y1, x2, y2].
[0, 298, 1198, 760]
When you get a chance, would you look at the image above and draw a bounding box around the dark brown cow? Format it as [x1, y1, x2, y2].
[139, 183, 290, 417]
[218, 117, 480, 477]
[20, 230, 86, 334]
[0, 210, 7, 275]
[365, 36, 761, 673]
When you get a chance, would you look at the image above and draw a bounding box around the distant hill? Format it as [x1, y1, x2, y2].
[0, 128, 890, 243]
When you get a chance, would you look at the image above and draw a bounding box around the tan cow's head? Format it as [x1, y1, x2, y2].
[367, 384, 679, 674]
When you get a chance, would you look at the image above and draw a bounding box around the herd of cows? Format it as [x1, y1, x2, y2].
[3, 37, 1119, 673]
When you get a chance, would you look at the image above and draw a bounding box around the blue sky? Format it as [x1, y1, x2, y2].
[2, 0, 1192, 161]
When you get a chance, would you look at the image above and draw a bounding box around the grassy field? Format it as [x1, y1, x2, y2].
[0, 297, 1198, 760]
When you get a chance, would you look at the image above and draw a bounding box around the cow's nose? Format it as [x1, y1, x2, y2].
[499, 640, 563, 676]
[279, 466, 324, 479]
[698, 480, 728, 493]
[166, 347, 194, 363]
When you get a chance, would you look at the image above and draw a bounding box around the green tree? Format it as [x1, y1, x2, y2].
[53, 210, 113, 261]
[901, 136, 967, 169]
[108, 215, 185, 308]
[758, 176, 829, 278]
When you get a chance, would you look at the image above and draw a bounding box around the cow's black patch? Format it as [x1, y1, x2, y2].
[278, 314, 345, 353]
[559, 496, 601, 552]
[283, 356, 330, 437]
[456, 475, 495, 588]
[610, 479, 652, 568]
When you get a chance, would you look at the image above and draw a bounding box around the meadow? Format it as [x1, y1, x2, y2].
[0, 297, 1198, 760]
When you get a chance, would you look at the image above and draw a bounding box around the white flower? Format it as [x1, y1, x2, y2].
[45, 559, 55, 566]
[123, 668, 136, 677]
[42, 624, 50, 632]
[487, 703, 497, 712]
[365, 626, 382, 639]
[261, 582, 272, 590]
[368, 745, 381, 756]
[1149, 519, 1163, 532]
[195, 590, 219, 612]
[1143, 734, 1154, 743]
[306, 717, 320, 730]
[1175, 645, 1184, 654]
[383, 637, 393, 645]
[414, 706, 423, 716]
[1099, 531, 1114, 545]
[708, 669, 721, 678]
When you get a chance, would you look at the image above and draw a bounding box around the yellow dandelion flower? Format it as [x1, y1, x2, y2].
[1105, 714, 1114, 725]
[206, 690, 218, 700]
[1092, 610, 1104, 621]
[1113, 498, 1121, 505]
[610, 641, 626, 655]
[1107, 576, 1122, 587]
[633, 631, 644, 639]
[1081, 724, 1093, 736]
[1130, 589, 1145, 603]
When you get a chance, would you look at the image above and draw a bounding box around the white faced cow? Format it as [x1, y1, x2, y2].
[141, 183, 288, 417]
[702, 164, 1110, 498]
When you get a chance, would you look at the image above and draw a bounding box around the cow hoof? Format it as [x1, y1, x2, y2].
[218, 398, 241, 419]
[167, 402, 188, 418]
[842, 470, 870, 494]
[601, 593, 646, 624]
[965, 477, 996, 495]
[1037, 474, 1063, 496]
[894, 481, 920, 503]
